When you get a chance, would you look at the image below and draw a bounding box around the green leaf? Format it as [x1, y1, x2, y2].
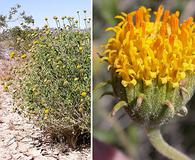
[111, 100, 127, 116]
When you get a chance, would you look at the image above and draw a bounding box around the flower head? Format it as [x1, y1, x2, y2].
[44, 108, 49, 114]
[3, 85, 8, 92]
[53, 16, 58, 20]
[44, 24, 48, 28]
[101, 5, 195, 127]
[10, 51, 15, 59]
[21, 53, 27, 59]
[77, 64, 82, 69]
[79, 46, 83, 52]
[103, 5, 195, 88]
[81, 91, 87, 97]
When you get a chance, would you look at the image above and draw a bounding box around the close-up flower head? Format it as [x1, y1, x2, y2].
[101, 5, 195, 127]
[103, 5, 195, 88]
[94, 1, 195, 160]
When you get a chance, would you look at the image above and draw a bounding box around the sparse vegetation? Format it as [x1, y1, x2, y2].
[0, 4, 91, 148]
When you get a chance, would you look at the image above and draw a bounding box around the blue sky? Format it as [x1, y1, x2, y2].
[0, 0, 91, 28]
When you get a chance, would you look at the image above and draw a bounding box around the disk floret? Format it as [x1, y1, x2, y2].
[103, 6, 195, 126]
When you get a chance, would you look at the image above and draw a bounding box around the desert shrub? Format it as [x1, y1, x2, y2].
[8, 27, 38, 51]
[0, 26, 39, 54]
[12, 20, 91, 147]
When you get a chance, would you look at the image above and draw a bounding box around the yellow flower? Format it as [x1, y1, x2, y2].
[3, 85, 8, 92]
[63, 80, 69, 86]
[103, 5, 195, 88]
[21, 53, 27, 59]
[45, 30, 50, 35]
[10, 51, 15, 59]
[44, 108, 49, 114]
[79, 47, 83, 52]
[74, 77, 79, 81]
[81, 91, 87, 97]
[53, 16, 58, 20]
[76, 64, 82, 69]
[44, 24, 48, 28]
[33, 40, 39, 45]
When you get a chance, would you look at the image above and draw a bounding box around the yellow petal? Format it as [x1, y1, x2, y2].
[171, 82, 179, 88]
[114, 15, 126, 21]
[144, 79, 152, 86]
[160, 77, 168, 84]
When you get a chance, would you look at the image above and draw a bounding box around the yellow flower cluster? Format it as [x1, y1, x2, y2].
[21, 53, 27, 59]
[103, 5, 195, 88]
[10, 51, 15, 59]
[81, 91, 87, 97]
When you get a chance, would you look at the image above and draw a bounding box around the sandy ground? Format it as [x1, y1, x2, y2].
[0, 82, 91, 160]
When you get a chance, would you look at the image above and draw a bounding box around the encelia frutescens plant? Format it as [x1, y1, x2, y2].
[12, 17, 90, 148]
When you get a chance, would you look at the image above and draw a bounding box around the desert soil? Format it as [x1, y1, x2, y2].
[0, 78, 90, 160]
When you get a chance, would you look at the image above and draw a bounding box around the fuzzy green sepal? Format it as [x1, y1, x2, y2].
[112, 73, 195, 127]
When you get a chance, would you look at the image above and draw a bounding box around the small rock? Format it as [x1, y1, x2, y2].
[53, 151, 59, 156]
[42, 151, 49, 156]
[18, 143, 28, 153]
[35, 142, 42, 148]
[27, 148, 40, 157]
[26, 156, 34, 160]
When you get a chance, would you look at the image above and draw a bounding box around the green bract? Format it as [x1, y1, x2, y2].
[112, 71, 195, 127]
